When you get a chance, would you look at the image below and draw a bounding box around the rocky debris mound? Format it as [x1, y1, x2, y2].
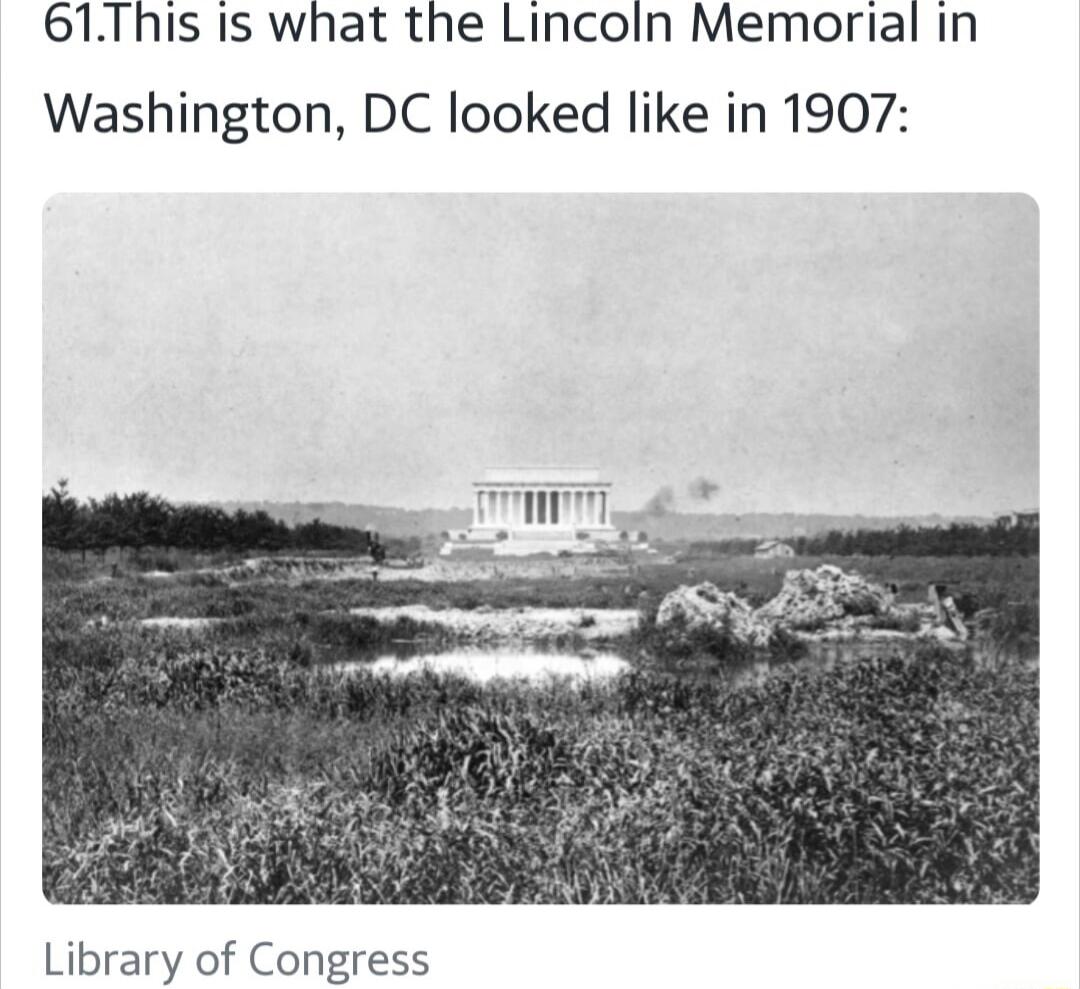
[655, 582, 775, 647]
[755, 564, 893, 630]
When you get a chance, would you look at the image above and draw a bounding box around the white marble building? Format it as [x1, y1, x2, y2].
[442, 466, 644, 557]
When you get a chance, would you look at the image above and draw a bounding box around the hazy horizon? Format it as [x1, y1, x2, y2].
[43, 194, 1038, 516]
[40, 482, 1000, 520]
[205, 496, 994, 521]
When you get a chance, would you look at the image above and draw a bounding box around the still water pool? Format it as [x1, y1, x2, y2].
[337, 645, 630, 683]
[333, 637, 1035, 687]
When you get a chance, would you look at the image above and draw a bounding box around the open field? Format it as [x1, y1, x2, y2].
[47, 550, 1039, 614]
[43, 553, 1039, 904]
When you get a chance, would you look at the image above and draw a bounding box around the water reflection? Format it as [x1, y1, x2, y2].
[338, 645, 630, 684]
[718, 640, 908, 689]
[333, 637, 1035, 687]
[724, 638, 1037, 688]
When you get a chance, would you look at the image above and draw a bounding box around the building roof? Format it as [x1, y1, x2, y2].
[479, 466, 607, 484]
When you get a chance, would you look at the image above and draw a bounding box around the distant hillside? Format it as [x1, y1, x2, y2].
[610, 511, 989, 542]
[212, 502, 990, 541]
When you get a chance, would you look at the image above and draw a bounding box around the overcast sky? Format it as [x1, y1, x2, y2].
[43, 194, 1037, 515]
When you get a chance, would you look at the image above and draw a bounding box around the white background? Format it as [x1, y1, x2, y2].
[3, 1, 1078, 987]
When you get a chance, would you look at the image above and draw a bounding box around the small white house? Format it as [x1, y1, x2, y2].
[754, 539, 795, 559]
[994, 509, 1039, 530]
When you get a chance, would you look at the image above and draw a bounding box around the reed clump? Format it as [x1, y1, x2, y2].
[44, 626, 1038, 904]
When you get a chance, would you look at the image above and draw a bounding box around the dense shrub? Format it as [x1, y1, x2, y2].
[43, 481, 378, 556]
[683, 523, 1038, 559]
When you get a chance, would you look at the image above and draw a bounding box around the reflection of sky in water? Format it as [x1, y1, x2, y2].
[334, 638, 1035, 687]
[345, 649, 630, 684]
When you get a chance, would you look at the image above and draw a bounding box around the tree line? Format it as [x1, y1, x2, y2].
[42, 480, 378, 555]
[684, 522, 1038, 559]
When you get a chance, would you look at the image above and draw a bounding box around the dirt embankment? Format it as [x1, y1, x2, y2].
[347, 606, 639, 641]
[148, 555, 635, 586]
[127, 562, 951, 650]
[139, 617, 222, 630]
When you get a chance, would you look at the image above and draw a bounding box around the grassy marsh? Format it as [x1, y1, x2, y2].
[42, 556, 1039, 904]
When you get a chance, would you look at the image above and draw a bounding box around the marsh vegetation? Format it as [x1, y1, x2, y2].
[42, 553, 1038, 904]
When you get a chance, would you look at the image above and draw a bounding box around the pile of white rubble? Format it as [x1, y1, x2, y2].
[655, 583, 777, 647]
[656, 564, 903, 646]
[755, 564, 894, 629]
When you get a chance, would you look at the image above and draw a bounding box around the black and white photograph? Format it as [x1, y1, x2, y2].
[42, 193, 1039, 905]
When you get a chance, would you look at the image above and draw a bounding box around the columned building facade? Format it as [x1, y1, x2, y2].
[442, 466, 640, 557]
[471, 466, 614, 532]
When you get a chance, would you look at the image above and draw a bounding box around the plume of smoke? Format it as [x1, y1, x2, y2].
[688, 476, 720, 501]
[643, 485, 676, 517]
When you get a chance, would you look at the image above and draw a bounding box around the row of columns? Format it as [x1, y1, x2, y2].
[473, 487, 609, 528]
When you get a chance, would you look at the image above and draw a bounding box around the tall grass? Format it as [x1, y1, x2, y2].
[44, 629, 1038, 904]
[42, 559, 1038, 903]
